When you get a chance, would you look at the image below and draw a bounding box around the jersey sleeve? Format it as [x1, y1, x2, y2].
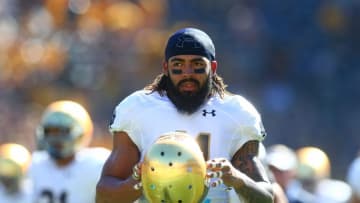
[108, 91, 144, 148]
[228, 95, 267, 157]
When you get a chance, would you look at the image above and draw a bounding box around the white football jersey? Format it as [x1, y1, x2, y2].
[110, 90, 266, 203]
[29, 147, 110, 203]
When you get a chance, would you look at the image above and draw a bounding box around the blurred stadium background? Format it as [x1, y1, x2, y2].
[0, 0, 359, 181]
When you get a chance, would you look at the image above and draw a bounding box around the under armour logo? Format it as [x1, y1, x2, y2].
[176, 36, 201, 48]
[202, 109, 216, 117]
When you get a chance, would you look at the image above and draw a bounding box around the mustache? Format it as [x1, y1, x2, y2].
[178, 78, 200, 87]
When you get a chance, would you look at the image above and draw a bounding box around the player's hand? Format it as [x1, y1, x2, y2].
[131, 162, 142, 190]
[206, 158, 242, 189]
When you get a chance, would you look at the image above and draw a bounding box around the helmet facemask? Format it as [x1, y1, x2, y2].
[0, 159, 22, 194]
[0, 174, 21, 194]
[40, 125, 83, 160]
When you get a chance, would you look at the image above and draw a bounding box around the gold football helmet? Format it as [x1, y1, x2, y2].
[141, 131, 207, 203]
[0, 143, 31, 177]
[36, 100, 93, 159]
[296, 146, 330, 180]
[0, 143, 31, 194]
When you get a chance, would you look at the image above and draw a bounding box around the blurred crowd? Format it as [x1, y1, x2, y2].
[263, 144, 358, 203]
[0, 0, 359, 186]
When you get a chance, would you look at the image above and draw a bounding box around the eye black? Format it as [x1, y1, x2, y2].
[194, 68, 205, 74]
[171, 69, 182, 74]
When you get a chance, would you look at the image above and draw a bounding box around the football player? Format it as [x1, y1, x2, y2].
[29, 100, 110, 203]
[0, 143, 32, 203]
[96, 27, 274, 203]
[297, 146, 352, 203]
[265, 144, 314, 203]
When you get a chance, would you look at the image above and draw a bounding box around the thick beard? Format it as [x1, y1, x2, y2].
[166, 75, 211, 114]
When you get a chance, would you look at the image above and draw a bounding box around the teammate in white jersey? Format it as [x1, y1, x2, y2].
[29, 100, 110, 203]
[96, 27, 274, 203]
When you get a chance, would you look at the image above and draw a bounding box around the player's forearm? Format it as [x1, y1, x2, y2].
[233, 171, 274, 203]
[96, 176, 142, 203]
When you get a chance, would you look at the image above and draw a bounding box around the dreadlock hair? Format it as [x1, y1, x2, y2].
[144, 73, 228, 98]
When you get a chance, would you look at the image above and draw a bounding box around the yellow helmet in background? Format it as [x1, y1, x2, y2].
[141, 131, 207, 203]
[296, 146, 330, 180]
[36, 100, 93, 159]
[0, 143, 31, 178]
